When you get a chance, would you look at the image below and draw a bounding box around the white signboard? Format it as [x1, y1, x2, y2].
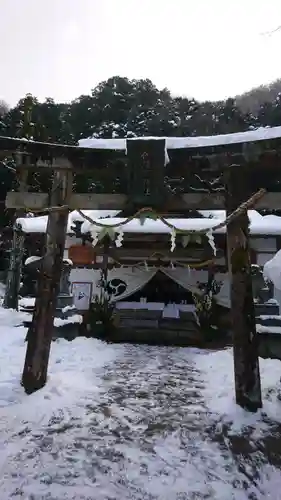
[71, 282, 92, 310]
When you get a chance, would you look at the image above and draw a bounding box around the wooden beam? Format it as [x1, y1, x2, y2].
[36, 158, 73, 169]
[0, 135, 120, 156]
[225, 167, 262, 411]
[181, 192, 281, 211]
[6, 190, 281, 211]
[21, 169, 72, 394]
[7, 190, 281, 211]
[6, 192, 49, 210]
[70, 193, 127, 210]
[106, 247, 220, 261]
[5, 192, 128, 210]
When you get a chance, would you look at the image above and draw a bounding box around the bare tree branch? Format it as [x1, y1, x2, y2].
[261, 25, 281, 36]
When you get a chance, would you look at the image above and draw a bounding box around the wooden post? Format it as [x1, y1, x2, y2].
[22, 166, 72, 394]
[3, 164, 28, 310]
[101, 236, 112, 335]
[102, 236, 110, 286]
[126, 139, 166, 209]
[225, 166, 262, 411]
[4, 96, 35, 309]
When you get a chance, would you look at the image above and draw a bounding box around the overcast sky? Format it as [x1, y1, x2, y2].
[1, 0, 281, 106]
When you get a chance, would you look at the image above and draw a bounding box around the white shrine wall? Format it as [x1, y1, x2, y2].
[64, 234, 281, 313]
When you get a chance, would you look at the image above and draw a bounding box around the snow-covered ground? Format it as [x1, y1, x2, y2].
[0, 306, 280, 499]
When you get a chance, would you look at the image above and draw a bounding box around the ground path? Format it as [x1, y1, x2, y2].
[0, 308, 280, 499]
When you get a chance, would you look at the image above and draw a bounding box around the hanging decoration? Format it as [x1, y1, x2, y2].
[115, 228, 124, 248]
[170, 228, 176, 252]
[110, 251, 215, 271]
[191, 276, 223, 331]
[206, 230, 216, 256]
[76, 188, 265, 257]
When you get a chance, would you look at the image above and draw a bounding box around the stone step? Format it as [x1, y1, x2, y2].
[256, 323, 281, 334]
[116, 309, 196, 321]
[119, 318, 159, 329]
[117, 310, 162, 319]
[115, 327, 204, 345]
[255, 303, 279, 316]
[256, 315, 281, 327]
[159, 320, 198, 331]
[179, 311, 196, 319]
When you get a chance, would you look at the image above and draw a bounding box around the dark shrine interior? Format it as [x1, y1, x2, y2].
[126, 270, 194, 304]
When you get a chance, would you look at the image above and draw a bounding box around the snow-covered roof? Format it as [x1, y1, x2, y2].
[16, 210, 121, 234]
[80, 211, 281, 236]
[79, 126, 281, 151]
[16, 209, 281, 236]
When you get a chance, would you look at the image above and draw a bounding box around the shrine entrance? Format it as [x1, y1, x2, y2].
[2, 129, 281, 411]
[125, 270, 194, 305]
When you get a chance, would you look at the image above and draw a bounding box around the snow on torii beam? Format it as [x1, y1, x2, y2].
[2, 126, 281, 160]
[2, 129, 281, 211]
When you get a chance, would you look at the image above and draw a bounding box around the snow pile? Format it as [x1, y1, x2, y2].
[54, 314, 83, 327]
[18, 297, 35, 308]
[0, 282, 5, 298]
[0, 306, 30, 329]
[264, 249, 281, 290]
[18, 298, 83, 326]
[0, 306, 120, 421]
[24, 255, 42, 266]
[62, 257, 73, 265]
[196, 348, 281, 435]
[256, 324, 281, 334]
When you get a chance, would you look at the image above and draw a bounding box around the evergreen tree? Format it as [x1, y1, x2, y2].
[0, 73, 280, 239]
[258, 93, 281, 127]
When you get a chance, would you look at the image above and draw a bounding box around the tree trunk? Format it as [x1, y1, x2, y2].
[22, 168, 72, 394]
[225, 167, 262, 412]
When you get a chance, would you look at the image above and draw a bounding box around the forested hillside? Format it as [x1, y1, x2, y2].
[236, 79, 281, 114]
[0, 75, 280, 237]
[1, 76, 281, 144]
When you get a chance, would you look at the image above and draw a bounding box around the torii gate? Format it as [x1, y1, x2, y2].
[1, 129, 281, 410]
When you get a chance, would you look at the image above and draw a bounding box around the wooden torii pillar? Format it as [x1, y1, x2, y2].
[22, 160, 73, 394]
[3, 156, 28, 310]
[225, 165, 262, 411]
